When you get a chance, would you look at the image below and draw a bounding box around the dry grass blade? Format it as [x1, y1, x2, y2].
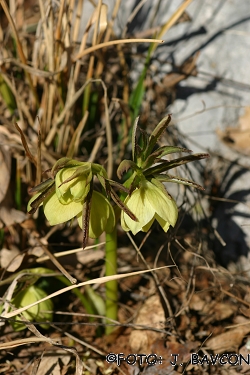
[39, 242, 77, 284]
[27, 322, 83, 375]
[73, 38, 164, 61]
[151, 0, 194, 54]
[0, 337, 55, 350]
[4, 266, 170, 319]
[45, 79, 92, 146]
[36, 242, 105, 263]
[0, 0, 38, 106]
[66, 111, 89, 158]
[14, 123, 37, 166]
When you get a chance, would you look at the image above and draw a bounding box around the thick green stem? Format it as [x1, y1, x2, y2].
[105, 228, 118, 335]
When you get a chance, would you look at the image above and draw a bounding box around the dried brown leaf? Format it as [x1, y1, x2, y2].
[36, 353, 71, 375]
[129, 294, 165, 352]
[217, 106, 250, 155]
[206, 324, 250, 353]
[0, 248, 24, 272]
[0, 189, 26, 227]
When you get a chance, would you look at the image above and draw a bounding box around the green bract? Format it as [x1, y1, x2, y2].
[121, 178, 178, 235]
[9, 285, 53, 331]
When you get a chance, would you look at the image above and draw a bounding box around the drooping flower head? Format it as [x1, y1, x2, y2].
[121, 178, 178, 235]
[117, 115, 209, 234]
[28, 158, 116, 246]
[28, 158, 137, 247]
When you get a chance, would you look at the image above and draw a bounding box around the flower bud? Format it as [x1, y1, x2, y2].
[10, 285, 53, 331]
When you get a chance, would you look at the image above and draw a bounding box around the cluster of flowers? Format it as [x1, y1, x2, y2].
[28, 159, 179, 238]
[28, 116, 208, 242]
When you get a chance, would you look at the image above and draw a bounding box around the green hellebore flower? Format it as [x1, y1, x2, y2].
[77, 191, 115, 238]
[42, 162, 92, 225]
[10, 285, 53, 331]
[121, 179, 178, 235]
[55, 162, 92, 204]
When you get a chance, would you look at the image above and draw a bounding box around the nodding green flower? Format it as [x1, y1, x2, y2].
[121, 178, 178, 235]
[28, 158, 116, 241]
[117, 115, 209, 235]
[9, 285, 53, 331]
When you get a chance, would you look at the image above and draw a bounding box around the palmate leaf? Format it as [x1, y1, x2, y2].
[154, 145, 191, 158]
[144, 153, 210, 176]
[139, 128, 150, 153]
[155, 174, 205, 190]
[80, 191, 92, 249]
[104, 178, 130, 195]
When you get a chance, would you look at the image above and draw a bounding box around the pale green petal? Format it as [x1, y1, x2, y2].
[122, 188, 155, 235]
[77, 191, 115, 238]
[121, 211, 130, 232]
[155, 213, 170, 232]
[55, 166, 91, 203]
[144, 180, 178, 227]
[105, 202, 116, 234]
[141, 216, 155, 232]
[43, 192, 83, 225]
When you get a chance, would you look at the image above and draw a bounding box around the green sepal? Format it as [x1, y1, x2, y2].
[109, 188, 137, 222]
[43, 190, 83, 225]
[51, 157, 72, 175]
[10, 285, 53, 331]
[55, 164, 92, 203]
